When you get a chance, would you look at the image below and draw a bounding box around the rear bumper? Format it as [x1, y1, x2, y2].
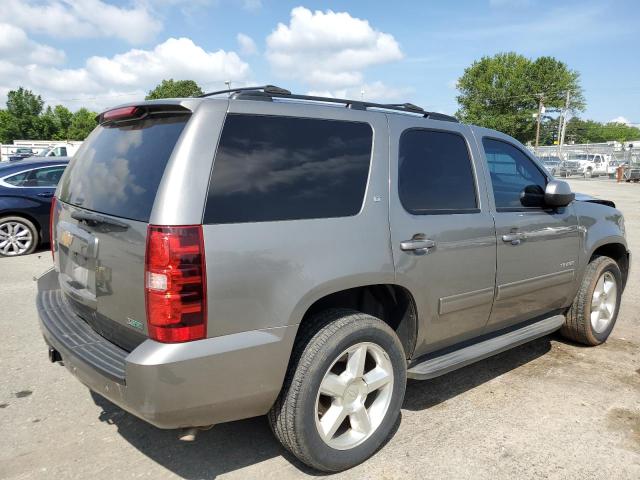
[36, 268, 296, 429]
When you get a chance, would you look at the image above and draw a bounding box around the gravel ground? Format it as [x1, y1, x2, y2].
[1, 178, 639, 480]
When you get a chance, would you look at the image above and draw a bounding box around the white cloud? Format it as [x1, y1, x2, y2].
[308, 82, 412, 103]
[609, 116, 631, 125]
[0, 0, 162, 45]
[0, 24, 65, 65]
[237, 33, 258, 55]
[0, 36, 251, 111]
[242, 0, 262, 12]
[266, 6, 403, 89]
[489, 0, 532, 7]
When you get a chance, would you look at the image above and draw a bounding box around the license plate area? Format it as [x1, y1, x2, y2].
[57, 220, 98, 309]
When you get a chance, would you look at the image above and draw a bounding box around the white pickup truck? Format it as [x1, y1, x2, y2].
[566, 153, 617, 177]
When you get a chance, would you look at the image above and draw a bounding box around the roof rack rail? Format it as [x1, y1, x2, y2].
[198, 85, 458, 123]
[198, 85, 291, 98]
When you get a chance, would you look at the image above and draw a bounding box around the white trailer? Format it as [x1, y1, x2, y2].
[1, 140, 82, 162]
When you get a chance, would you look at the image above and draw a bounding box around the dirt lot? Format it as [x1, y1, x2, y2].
[1, 178, 639, 480]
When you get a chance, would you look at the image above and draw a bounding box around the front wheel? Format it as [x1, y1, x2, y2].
[268, 309, 406, 472]
[561, 256, 622, 345]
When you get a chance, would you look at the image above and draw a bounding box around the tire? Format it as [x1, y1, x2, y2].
[560, 256, 622, 345]
[585, 168, 592, 178]
[0, 216, 39, 257]
[268, 309, 406, 472]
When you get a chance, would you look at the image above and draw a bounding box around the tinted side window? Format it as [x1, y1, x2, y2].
[26, 166, 66, 187]
[398, 129, 478, 214]
[3, 171, 29, 186]
[204, 114, 373, 224]
[482, 138, 547, 210]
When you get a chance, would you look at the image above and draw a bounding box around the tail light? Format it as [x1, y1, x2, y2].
[145, 225, 207, 343]
[49, 196, 57, 262]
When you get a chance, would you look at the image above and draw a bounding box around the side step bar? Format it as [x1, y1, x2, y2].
[407, 315, 565, 380]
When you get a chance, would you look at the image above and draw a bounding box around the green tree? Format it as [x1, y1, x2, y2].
[52, 105, 73, 139]
[4, 87, 45, 140]
[0, 110, 19, 144]
[67, 108, 98, 140]
[146, 79, 203, 100]
[35, 106, 59, 139]
[456, 52, 585, 143]
[565, 118, 640, 144]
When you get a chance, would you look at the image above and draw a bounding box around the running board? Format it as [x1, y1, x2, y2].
[407, 315, 565, 380]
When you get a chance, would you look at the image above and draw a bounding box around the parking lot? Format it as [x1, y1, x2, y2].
[1, 177, 639, 480]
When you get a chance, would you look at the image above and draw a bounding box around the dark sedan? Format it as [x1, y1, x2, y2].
[0, 158, 69, 256]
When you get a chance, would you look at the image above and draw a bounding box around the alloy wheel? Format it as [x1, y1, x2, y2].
[590, 271, 617, 334]
[0, 221, 34, 256]
[314, 342, 394, 450]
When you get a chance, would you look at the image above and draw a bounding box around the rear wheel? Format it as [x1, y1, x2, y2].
[268, 309, 406, 472]
[0, 216, 38, 257]
[561, 256, 622, 345]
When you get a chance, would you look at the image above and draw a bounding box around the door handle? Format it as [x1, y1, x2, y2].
[502, 233, 525, 245]
[37, 192, 54, 198]
[400, 236, 436, 255]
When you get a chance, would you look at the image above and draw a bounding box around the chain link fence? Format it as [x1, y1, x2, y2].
[529, 142, 640, 180]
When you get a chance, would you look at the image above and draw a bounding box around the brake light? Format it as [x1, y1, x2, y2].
[145, 225, 207, 343]
[49, 196, 56, 262]
[102, 106, 139, 122]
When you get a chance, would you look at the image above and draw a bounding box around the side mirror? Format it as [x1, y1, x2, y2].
[520, 184, 545, 207]
[544, 180, 574, 208]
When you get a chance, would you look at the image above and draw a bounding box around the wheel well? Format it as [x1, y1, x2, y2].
[302, 285, 418, 360]
[591, 243, 629, 288]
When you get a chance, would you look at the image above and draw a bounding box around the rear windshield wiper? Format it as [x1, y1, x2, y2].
[71, 211, 129, 230]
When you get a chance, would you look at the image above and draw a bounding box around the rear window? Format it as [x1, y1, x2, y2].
[203, 114, 373, 224]
[58, 114, 189, 222]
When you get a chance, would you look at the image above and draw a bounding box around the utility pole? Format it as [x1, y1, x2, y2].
[559, 90, 571, 151]
[535, 94, 544, 150]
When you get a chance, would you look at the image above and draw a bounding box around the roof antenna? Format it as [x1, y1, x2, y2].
[225, 80, 231, 97]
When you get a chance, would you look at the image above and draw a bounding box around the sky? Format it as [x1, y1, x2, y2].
[0, 0, 638, 124]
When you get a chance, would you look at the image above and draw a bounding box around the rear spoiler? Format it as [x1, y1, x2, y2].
[97, 104, 191, 125]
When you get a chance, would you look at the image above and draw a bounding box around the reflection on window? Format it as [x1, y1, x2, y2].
[58, 115, 189, 222]
[204, 114, 373, 224]
[398, 129, 478, 214]
[483, 138, 547, 210]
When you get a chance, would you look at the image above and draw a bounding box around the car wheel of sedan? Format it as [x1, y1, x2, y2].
[0, 216, 39, 257]
[561, 256, 622, 346]
[268, 309, 406, 472]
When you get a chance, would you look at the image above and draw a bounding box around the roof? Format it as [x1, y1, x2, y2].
[198, 85, 459, 123]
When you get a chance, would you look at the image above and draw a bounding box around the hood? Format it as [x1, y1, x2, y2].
[574, 192, 615, 208]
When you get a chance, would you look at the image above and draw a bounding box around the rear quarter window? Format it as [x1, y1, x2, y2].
[203, 114, 373, 224]
[58, 114, 189, 222]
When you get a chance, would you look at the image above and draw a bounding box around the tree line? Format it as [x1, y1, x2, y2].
[456, 52, 640, 144]
[0, 88, 98, 144]
[1, 67, 638, 145]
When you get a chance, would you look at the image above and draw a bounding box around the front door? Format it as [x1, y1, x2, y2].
[389, 117, 497, 356]
[478, 134, 580, 332]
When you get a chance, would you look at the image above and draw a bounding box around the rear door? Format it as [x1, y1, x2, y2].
[476, 131, 580, 332]
[388, 116, 497, 356]
[53, 108, 192, 350]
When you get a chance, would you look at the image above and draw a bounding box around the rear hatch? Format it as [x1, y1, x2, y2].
[53, 105, 191, 351]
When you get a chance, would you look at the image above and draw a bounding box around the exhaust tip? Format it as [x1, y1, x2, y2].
[178, 425, 214, 442]
[48, 347, 62, 363]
